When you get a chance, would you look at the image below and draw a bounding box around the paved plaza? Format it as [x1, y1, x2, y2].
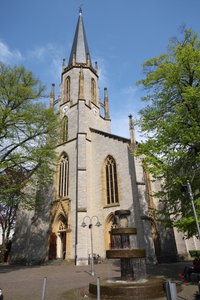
[0, 261, 200, 299]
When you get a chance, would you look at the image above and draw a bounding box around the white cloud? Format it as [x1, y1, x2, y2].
[121, 86, 143, 113]
[110, 85, 144, 141]
[50, 57, 62, 83]
[29, 46, 46, 61]
[28, 43, 63, 61]
[111, 115, 130, 138]
[0, 41, 23, 64]
[92, 56, 109, 90]
[27, 43, 64, 80]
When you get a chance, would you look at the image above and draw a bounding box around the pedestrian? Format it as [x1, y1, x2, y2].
[179, 256, 200, 282]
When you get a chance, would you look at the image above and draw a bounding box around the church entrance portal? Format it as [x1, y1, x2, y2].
[49, 214, 67, 260]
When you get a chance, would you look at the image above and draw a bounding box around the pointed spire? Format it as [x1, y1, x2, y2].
[129, 115, 136, 146]
[94, 61, 98, 74]
[62, 58, 66, 71]
[68, 10, 91, 66]
[50, 83, 55, 107]
[104, 88, 110, 120]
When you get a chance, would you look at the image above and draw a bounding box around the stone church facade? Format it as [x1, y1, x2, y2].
[10, 10, 199, 265]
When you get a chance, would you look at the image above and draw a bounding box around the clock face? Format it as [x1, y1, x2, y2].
[62, 105, 68, 113]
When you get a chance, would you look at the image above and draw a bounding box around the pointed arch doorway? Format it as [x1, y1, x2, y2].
[105, 213, 115, 251]
[49, 214, 68, 260]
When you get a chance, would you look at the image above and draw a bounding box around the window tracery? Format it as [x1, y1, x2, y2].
[59, 153, 69, 198]
[64, 76, 70, 101]
[91, 78, 96, 103]
[60, 116, 68, 143]
[105, 155, 119, 205]
[59, 220, 67, 231]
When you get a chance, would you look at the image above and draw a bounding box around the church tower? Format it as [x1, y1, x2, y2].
[48, 9, 162, 265]
[49, 9, 114, 264]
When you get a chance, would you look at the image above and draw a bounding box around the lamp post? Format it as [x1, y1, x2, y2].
[186, 180, 200, 240]
[81, 215, 102, 276]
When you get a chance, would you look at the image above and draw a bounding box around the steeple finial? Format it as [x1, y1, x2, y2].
[79, 6, 82, 15]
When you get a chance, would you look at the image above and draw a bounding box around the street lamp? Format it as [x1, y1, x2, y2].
[186, 180, 200, 240]
[81, 215, 102, 276]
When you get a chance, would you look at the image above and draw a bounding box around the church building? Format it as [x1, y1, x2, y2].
[10, 10, 199, 265]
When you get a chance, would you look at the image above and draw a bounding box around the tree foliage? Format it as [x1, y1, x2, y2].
[136, 28, 200, 238]
[0, 62, 59, 254]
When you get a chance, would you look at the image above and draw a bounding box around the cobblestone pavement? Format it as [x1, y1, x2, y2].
[0, 261, 200, 299]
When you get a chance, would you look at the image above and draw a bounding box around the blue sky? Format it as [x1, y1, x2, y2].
[1, 0, 200, 140]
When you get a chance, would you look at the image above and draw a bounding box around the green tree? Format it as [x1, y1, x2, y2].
[0, 62, 59, 256]
[136, 28, 200, 238]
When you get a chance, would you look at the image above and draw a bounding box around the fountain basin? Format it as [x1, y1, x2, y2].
[106, 249, 145, 259]
[115, 210, 130, 216]
[101, 209, 165, 298]
[89, 276, 166, 299]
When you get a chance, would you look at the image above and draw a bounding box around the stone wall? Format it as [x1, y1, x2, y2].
[10, 185, 53, 265]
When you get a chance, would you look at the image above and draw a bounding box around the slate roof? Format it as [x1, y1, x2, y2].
[90, 127, 131, 144]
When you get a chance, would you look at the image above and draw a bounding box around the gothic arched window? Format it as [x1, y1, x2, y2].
[105, 155, 119, 205]
[91, 78, 96, 103]
[59, 153, 69, 198]
[60, 116, 68, 143]
[64, 76, 70, 101]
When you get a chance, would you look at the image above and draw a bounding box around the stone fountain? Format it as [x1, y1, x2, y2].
[89, 209, 165, 299]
